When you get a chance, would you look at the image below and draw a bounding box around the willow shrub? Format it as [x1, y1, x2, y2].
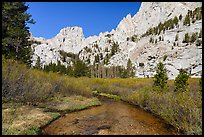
[2, 57, 92, 104]
[123, 83, 201, 135]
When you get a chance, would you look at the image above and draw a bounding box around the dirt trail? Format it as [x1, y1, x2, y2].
[41, 97, 179, 135]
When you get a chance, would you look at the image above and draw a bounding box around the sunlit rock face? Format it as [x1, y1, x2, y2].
[31, 2, 202, 79]
[31, 26, 85, 67]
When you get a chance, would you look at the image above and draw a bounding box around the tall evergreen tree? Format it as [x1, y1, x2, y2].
[153, 62, 168, 91]
[198, 29, 202, 38]
[173, 16, 179, 27]
[126, 58, 135, 77]
[179, 14, 182, 21]
[174, 69, 189, 92]
[2, 2, 35, 65]
[175, 33, 179, 41]
[111, 42, 120, 56]
[190, 32, 198, 43]
[183, 14, 190, 26]
[95, 54, 100, 63]
[183, 33, 190, 43]
[34, 56, 41, 69]
[73, 59, 90, 77]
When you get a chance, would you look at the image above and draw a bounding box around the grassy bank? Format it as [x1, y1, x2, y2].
[2, 102, 60, 135]
[77, 76, 202, 135]
[2, 95, 101, 135]
[2, 58, 101, 135]
[91, 78, 201, 135]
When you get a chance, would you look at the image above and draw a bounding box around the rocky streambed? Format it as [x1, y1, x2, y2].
[41, 96, 180, 135]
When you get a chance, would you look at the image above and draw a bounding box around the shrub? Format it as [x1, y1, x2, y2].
[174, 69, 189, 92]
[2, 57, 92, 104]
[124, 80, 201, 135]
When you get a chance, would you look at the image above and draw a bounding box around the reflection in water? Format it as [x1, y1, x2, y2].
[42, 97, 179, 135]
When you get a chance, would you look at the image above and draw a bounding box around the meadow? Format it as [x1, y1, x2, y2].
[2, 57, 202, 135]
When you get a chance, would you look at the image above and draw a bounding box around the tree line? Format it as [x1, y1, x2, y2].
[35, 52, 135, 78]
[141, 6, 202, 38]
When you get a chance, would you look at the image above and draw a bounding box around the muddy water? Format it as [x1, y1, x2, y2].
[41, 97, 179, 135]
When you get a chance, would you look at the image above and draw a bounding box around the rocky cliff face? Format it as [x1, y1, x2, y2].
[31, 26, 84, 67]
[31, 2, 202, 79]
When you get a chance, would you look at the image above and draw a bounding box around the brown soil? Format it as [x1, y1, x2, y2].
[41, 97, 179, 135]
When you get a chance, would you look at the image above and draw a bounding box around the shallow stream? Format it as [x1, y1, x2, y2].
[41, 97, 179, 135]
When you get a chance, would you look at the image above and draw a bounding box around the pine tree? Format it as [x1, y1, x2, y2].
[183, 33, 190, 43]
[34, 56, 41, 69]
[126, 58, 135, 78]
[153, 62, 168, 91]
[103, 54, 110, 65]
[155, 39, 157, 44]
[175, 33, 179, 41]
[159, 36, 162, 41]
[162, 36, 164, 41]
[95, 54, 100, 63]
[173, 16, 179, 27]
[179, 14, 182, 21]
[100, 53, 103, 60]
[111, 42, 120, 56]
[149, 37, 154, 43]
[187, 10, 193, 18]
[73, 59, 90, 77]
[190, 32, 198, 43]
[174, 69, 189, 92]
[183, 14, 190, 26]
[173, 42, 176, 46]
[2, 2, 35, 66]
[196, 39, 202, 46]
[131, 35, 138, 42]
[198, 29, 202, 38]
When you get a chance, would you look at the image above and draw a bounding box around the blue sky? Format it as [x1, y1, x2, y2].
[26, 2, 142, 39]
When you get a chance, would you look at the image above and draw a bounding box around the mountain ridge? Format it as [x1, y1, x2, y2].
[30, 2, 202, 79]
